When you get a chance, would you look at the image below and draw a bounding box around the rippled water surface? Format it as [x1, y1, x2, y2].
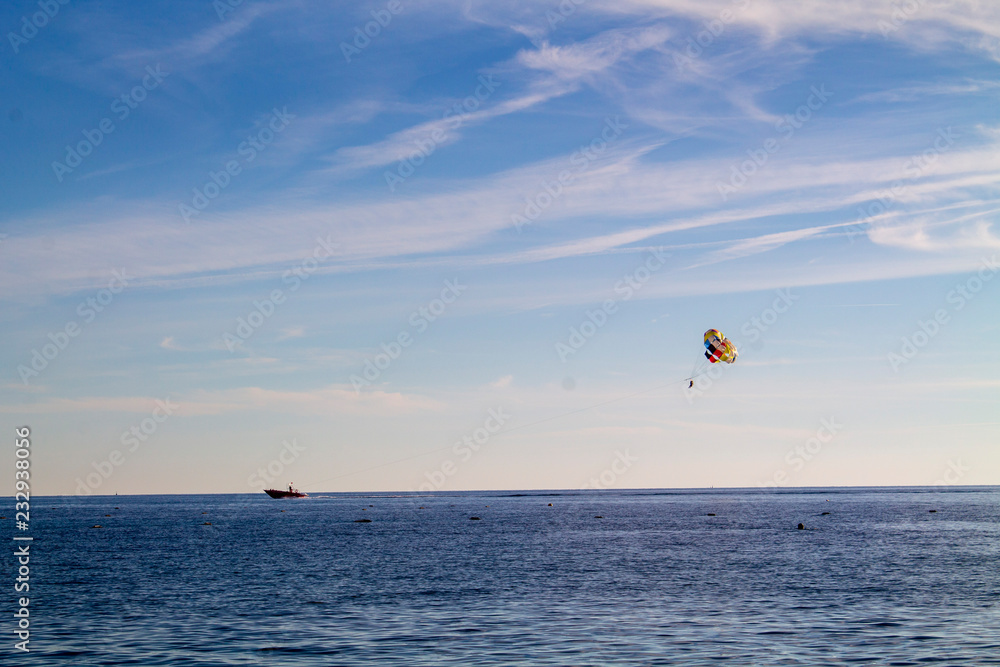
[16, 487, 1000, 665]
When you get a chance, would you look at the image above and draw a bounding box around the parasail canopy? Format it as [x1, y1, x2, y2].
[704, 329, 738, 364]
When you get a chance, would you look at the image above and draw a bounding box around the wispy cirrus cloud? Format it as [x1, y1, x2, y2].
[4, 127, 1000, 301]
[107, 3, 277, 68]
[851, 79, 1000, 104]
[603, 0, 1000, 52]
[328, 25, 673, 175]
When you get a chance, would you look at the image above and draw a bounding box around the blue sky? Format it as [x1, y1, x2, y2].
[2, 0, 998, 495]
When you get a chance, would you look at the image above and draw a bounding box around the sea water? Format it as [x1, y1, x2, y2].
[13, 487, 1000, 665]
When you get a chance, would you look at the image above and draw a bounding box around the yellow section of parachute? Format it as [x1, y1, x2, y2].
[704, 329, 738, 364]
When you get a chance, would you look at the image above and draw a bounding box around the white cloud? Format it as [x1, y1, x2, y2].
[4, 3, 1000, 307]
[688, 226, 832, 268]
[160, 336, 184, 350]
[1, 385, 444, 417]
[3, 130, 999, 303]
[489, 375, 514, 388]
[600, 0, 1000, 54]
[851, 79, 1000, 104]
[328, 25, 672, 174]
[109, 3, 277, 68]
[868, 217, 1000, 252]
[276, 326, 306, 341]
[516, 25, 673, 78]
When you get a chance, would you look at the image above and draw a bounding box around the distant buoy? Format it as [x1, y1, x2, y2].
[797, 523, 805, 530]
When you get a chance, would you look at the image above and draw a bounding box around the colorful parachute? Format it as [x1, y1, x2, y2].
[704, 329, 738, 364]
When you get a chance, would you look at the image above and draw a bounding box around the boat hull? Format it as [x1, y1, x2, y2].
[264, 489, 307, 498]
